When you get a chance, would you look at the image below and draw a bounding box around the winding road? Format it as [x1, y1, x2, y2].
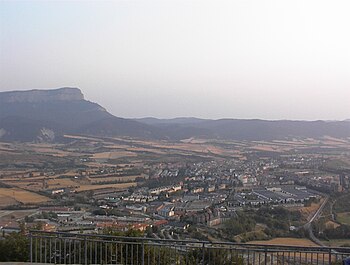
[302, 196, 329, 246]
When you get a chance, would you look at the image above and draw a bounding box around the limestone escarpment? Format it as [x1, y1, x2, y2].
[0, 87, 84, 103]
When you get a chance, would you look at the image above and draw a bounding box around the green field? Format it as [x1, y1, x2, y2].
[322, 239, 350, 247]
[337, 212, 350, 226]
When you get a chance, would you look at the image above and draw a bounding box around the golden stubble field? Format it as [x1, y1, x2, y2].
[76, 182, 137, 192]
[248, 238, 335, 262]
[2, 174, 139, 193]
[64, 135, 245, 159]
[88, 175, 142, 183]
[249, 237, 318, 247]
[0, 195, 18, 207]
[0, 188, 50, 205]
[62, 134, 350, 163]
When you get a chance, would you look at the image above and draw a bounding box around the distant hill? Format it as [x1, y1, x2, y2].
[136, 117, 207, 125]
[0, 87, 349, 142]
[137, 118, 350, 141]
[0, 88, 158, 142]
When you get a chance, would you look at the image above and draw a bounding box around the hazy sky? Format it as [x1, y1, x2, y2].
[1, 0, 349, 120]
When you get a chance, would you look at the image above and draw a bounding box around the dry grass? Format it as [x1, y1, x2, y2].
[249, 237, 318, 247]
[249, 237, 337, 263]
[298, 199, 324, 221]
[0, 195, 18, 207]
[4, 174, 136, 194]
[1, 180, 44, 191]
[63, 135, 103, 142]
[111, 138, 230, 156]
[0, 210, 37, 220]
[322, 239, 350, 247]
[46, 178, 79, 188]
[76, 182, 137, 192]
[249, 144, 292, 152]
[336, 212, 350, 226]
[30, 147, 73, 157]
[89, 175, 141, 183]
[325, 220, 341, 229]
[0, 188, 50, 204]
[93, 151, 137, 159]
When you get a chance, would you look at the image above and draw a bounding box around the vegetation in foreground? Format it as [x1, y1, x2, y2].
[221, 206, 305, 242]
[0, 231, 29, 262]
[312, 193, 350, 246]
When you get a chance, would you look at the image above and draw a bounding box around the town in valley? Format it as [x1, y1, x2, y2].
[1, 134, 349, 247]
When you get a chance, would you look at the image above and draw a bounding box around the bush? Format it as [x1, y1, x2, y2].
[0, 232, 29, 262]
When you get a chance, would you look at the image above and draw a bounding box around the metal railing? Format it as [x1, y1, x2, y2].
[29, 231, 350, 264]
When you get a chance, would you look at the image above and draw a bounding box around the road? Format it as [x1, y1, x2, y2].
[301, 196, 329, 247]
[0, 211, 12, 218]
[306, 196, 329, 226]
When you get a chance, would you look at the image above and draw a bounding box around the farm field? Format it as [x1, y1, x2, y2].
[249, 144, 293, 152]
[336, 212, 350, 226]
[46, 178, 80, 189]
[249, 238, 318, 247]
[0, 209, 37, 221]
[0, 135, 349, 215]
[89, 175, 142, 183]
[0, 195, 18, 207]
[325, 220, 341, 229]
[0, 188, 50, 205]
[249, 238, 334, 263]
[2, 180, 45, 192]
[321, 239, 350, 247]
[93, 151, 137, 159]
[76, 182, 137, 192]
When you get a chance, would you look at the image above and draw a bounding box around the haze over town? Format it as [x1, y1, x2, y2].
[1, 0, 350, 120]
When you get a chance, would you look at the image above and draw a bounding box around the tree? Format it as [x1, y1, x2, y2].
[0, 232, 29, 262]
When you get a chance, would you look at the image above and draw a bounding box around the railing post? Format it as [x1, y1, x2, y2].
[141, 239, 145, 265]
[54, 233, 58, 265]
[84, 237, 88, 265]
[24, 231, 350, 265]
[202, 242, 205, 265]
[29, 232, 33, 263]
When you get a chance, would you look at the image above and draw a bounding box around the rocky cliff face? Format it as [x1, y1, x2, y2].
[0, 87, 84, 103]
[0, 87, 159, 142]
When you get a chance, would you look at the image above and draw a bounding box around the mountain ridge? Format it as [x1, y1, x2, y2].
[0, 88, 158, 142]
[0, 87, 84, 103]
[0, 88, 349, 142]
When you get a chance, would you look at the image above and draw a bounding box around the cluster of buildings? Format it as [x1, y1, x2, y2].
[233, 185, 320, 206]
[2, 152, 348, 240]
